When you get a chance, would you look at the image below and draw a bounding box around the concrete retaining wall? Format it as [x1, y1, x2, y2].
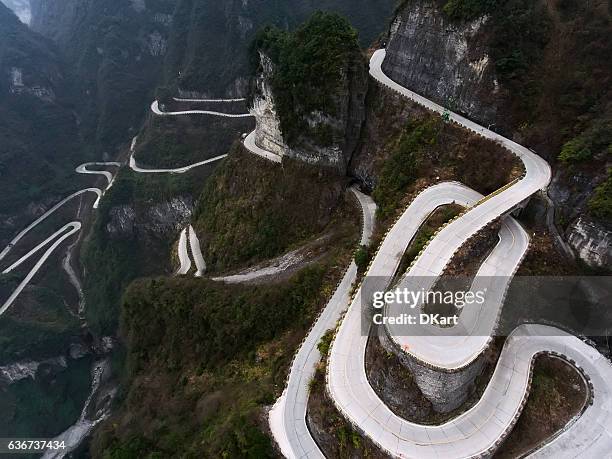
[378, 330, 486, 413]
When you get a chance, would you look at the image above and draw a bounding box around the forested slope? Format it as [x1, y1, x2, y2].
[0, 3, 86, 244]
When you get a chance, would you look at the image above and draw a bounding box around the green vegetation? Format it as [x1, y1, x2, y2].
[0, 277, 81, 363]
[317, 329, 335, 358]
[440, 0, 551, 85]
[362, 84, 520, 226]
[354, 245, 372, 273]
[251, 12, 363, 146]
[0, 4, 89, 240]
[559, 118, 612, 164]
[307, 336, 385, 458]
[0, 356, 92, 438]
[122, 269, 326, 371]
[82, 167, 216, 336]
[193, 146, 353, 273]
[496, 356, 587, 457]
[558, 138, 594, 163]
[488, 0, 551, 82]
[134, 110, 253, 169]
[373, 118, 440, 217]
[442, 0, 498, 20]
[94, 241, 353, 457]
[394, 204, 463, 280]
[589, 170, 612, 221]
[48, 1, 165, 154]
[166, 0, 394, 94]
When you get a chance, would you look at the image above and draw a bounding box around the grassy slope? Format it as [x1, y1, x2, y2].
[82, 165, 218, 336]
[193, 145, 350, 273]
[353, 82, 521, 222]
[91, 206, 359, 458]
[135, 104, 254, 169]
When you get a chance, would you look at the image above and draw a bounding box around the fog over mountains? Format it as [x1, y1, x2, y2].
[1, 0, 30, 23]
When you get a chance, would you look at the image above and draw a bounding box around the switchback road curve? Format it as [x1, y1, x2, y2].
[151, 100, 254, 118]
[0, 162, 119, 315]
[268, 50, 612, 458]
[269, 187, 377, 459]
[324, 50, 611, 459]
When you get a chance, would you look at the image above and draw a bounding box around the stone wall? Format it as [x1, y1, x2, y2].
[379, 328, 485, 413]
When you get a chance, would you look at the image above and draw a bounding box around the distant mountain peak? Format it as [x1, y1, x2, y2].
[1, 0, 30, 24]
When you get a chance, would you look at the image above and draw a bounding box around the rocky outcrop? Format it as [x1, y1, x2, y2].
[106, 206, 137, 238]
[146, 197, 193, 233]
[566, 217, 612, 270]
[251, 53, 288, 160]
[0, 356, 68, 385]
[105, 196, 194, 239]
[548, 169, 611, 270]
[383, 0, 499, 125]
[8, 65, 56, 101]
[29, 0, 81, 44]
[250, 51, 367, 173]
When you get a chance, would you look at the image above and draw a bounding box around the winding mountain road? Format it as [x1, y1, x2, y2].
[384, 216, 530, 370]
[128, 136, 228, 174]
[243, 131, 282, 163]
[269, 187, 376, 459]
[172, 97, 246, 103]
[0, 162, 119, 315]
[268, 49, 612, 458]
[75, 162, 121, 186]
[188, 225, 206, 277]
[176, 227, 192, 275]
[151, 100, 253, 118]
[0, 222, 81, 316]
[175, 225, 206, 277]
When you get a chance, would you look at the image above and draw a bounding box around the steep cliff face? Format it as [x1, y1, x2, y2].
[548, 167, 611, 270]
[105, 196, 194, 239]
[29, 0, 81, 43]
[250, 13, 368, 172]
[251, 53, 288, 159]
[164, 0, 395, 97]
[566, 217, 612, 270]
[0, 2, 87, 242]
[251, 51, 367, 170]
[29, 0, 172, 153]
[383, 2, 499, 123]
[384, 0, 611, 270]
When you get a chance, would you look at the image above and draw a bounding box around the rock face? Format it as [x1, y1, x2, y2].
[29, 0, 81, 44]
[549, 170, 611, 270]
[382, 0, 499, 125]
[8, 66, 55, 101]
[106, 196, 194, 239]
[251, 53, 288, 161]
[566, 217, 612, 270]
[380, 330, 484, 412]
[251, 51, 367, 173]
